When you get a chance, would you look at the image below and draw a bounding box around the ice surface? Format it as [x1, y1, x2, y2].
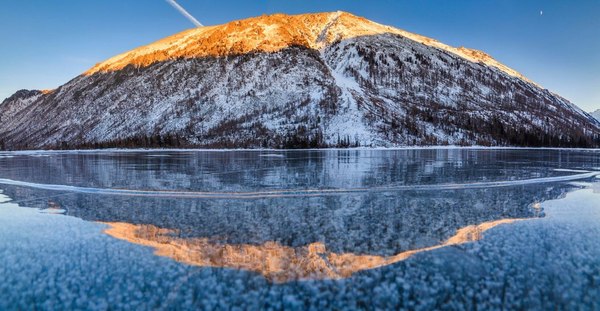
[0, 149, 598, 309]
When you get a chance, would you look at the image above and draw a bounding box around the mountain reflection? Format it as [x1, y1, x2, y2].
[103, 218, 522, 283]
[0, 149, 596, 269]
[0, 184, 560, 256]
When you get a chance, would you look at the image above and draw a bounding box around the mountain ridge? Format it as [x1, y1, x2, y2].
[84, 11, 537, 86]
[1, 12, 599, 150]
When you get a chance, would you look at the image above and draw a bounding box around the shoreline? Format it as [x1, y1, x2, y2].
[2, 145, 600, 155]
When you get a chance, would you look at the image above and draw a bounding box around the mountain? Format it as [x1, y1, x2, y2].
[1, 12, 599, 150]
[592, 110, 600, 121]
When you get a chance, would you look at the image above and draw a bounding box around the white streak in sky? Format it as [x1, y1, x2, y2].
[166, 0, 203, 27]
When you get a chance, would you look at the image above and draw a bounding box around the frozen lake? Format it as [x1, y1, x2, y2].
[0, 148, 599, 309]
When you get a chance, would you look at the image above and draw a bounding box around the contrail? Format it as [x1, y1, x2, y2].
[166, 0, 203, 27]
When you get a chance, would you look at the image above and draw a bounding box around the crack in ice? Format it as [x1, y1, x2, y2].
[0, 171, 597, 199]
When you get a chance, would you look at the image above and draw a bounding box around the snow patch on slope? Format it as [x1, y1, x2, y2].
[591, 109, 600, 121]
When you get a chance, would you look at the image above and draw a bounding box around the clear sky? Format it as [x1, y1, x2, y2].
[1, 0, 598, 111]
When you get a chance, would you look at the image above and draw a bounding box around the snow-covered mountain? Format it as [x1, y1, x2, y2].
[1, 12, 599, 150]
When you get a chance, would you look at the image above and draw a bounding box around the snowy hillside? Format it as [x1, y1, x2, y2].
[1, 12, 599, 150]
[592, 109, 600, 121]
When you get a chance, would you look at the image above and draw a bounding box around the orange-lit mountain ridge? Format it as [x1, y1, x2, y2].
[86, 11, 534, 85]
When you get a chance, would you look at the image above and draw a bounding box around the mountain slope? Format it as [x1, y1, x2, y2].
[1, 12, 599, 150]
[592, 109, 600, 121]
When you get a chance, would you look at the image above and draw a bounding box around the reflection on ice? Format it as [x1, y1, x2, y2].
[103, 218, 523, 283]
[0, 184, 554, 256]
[0, 149, 598, 261]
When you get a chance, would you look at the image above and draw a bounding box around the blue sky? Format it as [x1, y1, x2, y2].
[1, 0, 598, 111]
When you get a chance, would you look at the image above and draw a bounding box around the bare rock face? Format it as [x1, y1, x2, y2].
[1, 12, 599, 150]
